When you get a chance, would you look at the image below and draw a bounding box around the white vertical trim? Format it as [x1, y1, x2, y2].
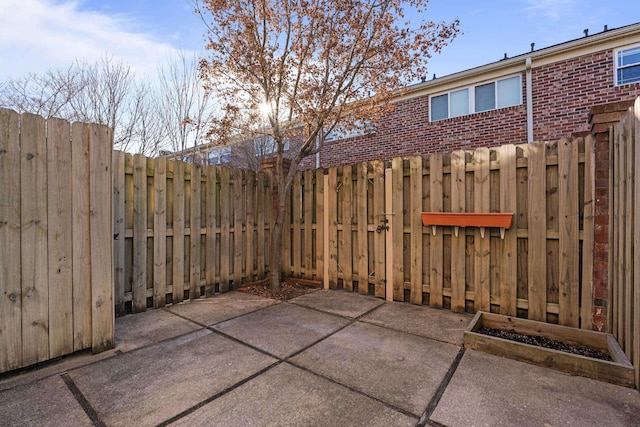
[526, 57, 534, 143]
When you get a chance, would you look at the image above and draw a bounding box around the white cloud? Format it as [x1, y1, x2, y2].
[521, 0, 577, 21]
[0, 0, 178, 81]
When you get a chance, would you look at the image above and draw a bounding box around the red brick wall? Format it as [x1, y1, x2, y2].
[532, 49, 640, 140]
[301, 47, 640, 170]
[300, 93, 527, 169]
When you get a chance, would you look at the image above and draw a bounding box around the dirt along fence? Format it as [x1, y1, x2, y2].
[283, 136, 597, 329]
[112, 153, 272, 315]
[610, 98, 640, 388]
[0, 109, 113, 374]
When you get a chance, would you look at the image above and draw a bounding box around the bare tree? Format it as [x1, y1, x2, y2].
[70, 57, 134, 150]
[119, 80, 166, 155]
[157, 50, 215, 156]
[0, 65, 84, 118]
[196, 0, 459, 291]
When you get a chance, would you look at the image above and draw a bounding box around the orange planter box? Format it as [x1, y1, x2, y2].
[421, 212, 514, 229]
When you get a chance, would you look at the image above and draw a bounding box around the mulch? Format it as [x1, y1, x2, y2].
[238, 280, 321, 301]
[479, 326, 612, 361]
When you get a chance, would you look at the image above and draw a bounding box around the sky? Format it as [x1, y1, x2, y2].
[0, 0, 639, 83]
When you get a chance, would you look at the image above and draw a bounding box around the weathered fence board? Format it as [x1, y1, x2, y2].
[0, 109, 22, 372]
[89, 124, 114, 353]
[473, 147, 490, 313]
[47, 117, 73, 359]
[20, 113, 49, 367]
[527, 141, 547, 321]
[410, 157, 423, 304]
[72, 123, 92, 351]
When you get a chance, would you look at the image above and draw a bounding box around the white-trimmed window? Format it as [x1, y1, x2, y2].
[615, 45, 640, 86]
[430, 75, 522, 121]
[207, 146, 231, 165]
[325, 120, 376, 141]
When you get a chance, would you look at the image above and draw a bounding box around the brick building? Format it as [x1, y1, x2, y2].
[301, 22, 640, 169]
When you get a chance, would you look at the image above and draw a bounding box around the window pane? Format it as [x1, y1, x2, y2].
[497, 76, 521, 108]
[618, 46, 640, 67]
[450, 88, 469, 117]
[475, 82, 495, 112]
[431, 94, 449, 121]
[619, 65, 640, 85]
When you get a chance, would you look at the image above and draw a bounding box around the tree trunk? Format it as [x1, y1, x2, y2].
[269, 217, 283, 292]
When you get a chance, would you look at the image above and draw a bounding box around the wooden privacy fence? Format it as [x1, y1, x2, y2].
[284, 136, 596, 329]
[0, 109, 113, 374]
[112, 153, 272, 315]
[610, 97, 640, 388]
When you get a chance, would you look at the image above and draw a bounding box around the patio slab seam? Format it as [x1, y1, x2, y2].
[360, 316, 467, 348]
[155, 360, 282, 427]
[284, 359, 419, 421]
[164, 298, 284, 327]
[417, 347, 466, 427]
[61, 373, 106, 427]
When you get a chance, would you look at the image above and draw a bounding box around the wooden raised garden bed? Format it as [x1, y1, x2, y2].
[464, 311, 635, 388]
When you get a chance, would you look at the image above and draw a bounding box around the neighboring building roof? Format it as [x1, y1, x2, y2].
[398, 21, 640, 101]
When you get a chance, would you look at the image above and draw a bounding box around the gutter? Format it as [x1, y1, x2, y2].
[399, 22, 640, 100]
[526, 57, 533, 143]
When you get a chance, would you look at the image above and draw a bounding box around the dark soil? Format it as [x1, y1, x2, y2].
[238, 280, 321, 301]
[479, 327, 612, 361]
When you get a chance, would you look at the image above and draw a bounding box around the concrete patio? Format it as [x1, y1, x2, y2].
[1, 290, 638, 426]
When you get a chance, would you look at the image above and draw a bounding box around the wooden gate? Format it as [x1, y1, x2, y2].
[0, 109, 114, 374]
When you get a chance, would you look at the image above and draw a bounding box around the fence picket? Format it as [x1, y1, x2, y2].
[391, 158, 404, 301]
[0, 109, 22, 372]
[256, 172, 266, 278]
[172, 161, 185, 303]
[528, 141, 547, 321]
[47, 117, 73, 358]
[327, 167, 338, 289]
[341, 165, 353, 291]
[245, 170, 256, 283]
[450, 151, 466, 312]
[303, 170, 313, 279]
[410, 157, 423, 304]
[132, 154, 147, 312]
[356, 162, 368, 293]
[89, 124, 114, 353]
[190, 164, 202, 298]
[233, 169, 243, 287]
[499, 144, 517, 316]
[315, 169, 324, 282]
[153, 158, 167, 307]
[372, 160, 386, 297]
[472, 147, 490, 312]
[429, 154, 444, 308]
[113, 151, 126, 316]
[292, 172, 302, 278]
[20, 113, 49, 366]
[219, 167, 231, 292]
[206, 167, 218, 294]
[580, 136, 595, 330]
[558, 138, 579, 327]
